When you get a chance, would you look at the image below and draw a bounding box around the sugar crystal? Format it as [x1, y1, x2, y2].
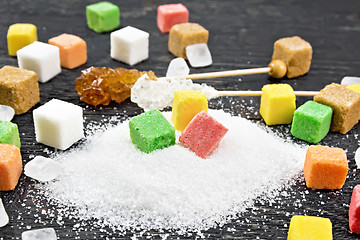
[0, 198, 9, 227]
[355, 147, 360, 168]
[0, 105, 15, 121]
[24, 156, 62, 182]
[186, 43, 212, 68]
[166, 58, 190, 77]
[341, 76, 360, 85]
[22, 228, 57, 240]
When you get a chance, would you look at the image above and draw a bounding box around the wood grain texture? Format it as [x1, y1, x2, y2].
[0, 0, 360, 239]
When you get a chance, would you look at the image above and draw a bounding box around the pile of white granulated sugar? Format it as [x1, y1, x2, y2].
[35, 109, 306, 235]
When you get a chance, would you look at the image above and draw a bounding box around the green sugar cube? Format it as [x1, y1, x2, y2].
[86, 2, 120, 33]
[0, 121, 21, 148]
[291, 101, 333, 144]
[129, 109, 175, 153]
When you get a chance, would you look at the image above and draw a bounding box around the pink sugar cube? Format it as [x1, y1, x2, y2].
[157, 4, 189, 33]
[349, 185, 360, 233]
[179, 111, 228, 159]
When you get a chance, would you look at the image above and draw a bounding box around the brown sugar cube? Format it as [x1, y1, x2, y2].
[272, 36, 312, 78]
[314, 83, 360, 134]
[304, 145, 348, 189]
[168, 23, 209, 59]
[0, 66, 40, 114]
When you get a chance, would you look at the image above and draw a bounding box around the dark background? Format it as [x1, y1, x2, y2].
[1, 0, 360, 239]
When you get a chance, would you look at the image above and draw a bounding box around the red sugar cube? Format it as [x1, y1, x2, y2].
[349, 185, 360, 234]
[179, 111, 228, 159]
[157, 4, 189, 33]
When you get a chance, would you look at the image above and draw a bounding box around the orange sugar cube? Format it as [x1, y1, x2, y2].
[304, 145, 348, 189]
[48, 33, 87, 69]
[0, 143, 22, 191]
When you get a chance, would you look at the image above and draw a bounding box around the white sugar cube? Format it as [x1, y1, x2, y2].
[110, 26, 149, 66]
[24, 156, 62, 182]
[186, 43, 212, 68]
[33, 99, 84, 150]
[0, 198, 9, 228]
[341, 76, 360, 85]
[0, 105, 15, 121]
[17, 41, 61, 83]
[22, 228, 57, 240]
[166, 58, 190, 77]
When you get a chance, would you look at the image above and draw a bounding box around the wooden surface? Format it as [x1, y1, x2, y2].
[1, 0, 360, 239]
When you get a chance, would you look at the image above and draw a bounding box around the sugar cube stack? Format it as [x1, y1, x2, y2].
[179, 111, 228, 158]
[291, 101, 332, 144]
[48, 33, 87, 69]
[0, 66, 39, 114]
[0, 143, 22, 191]
[157, 3, 189, 33]
[22, 228, 57, 240]
[0, 198, 9, 227]
[7, 23, 37, 56]
[186, 43, 212, 68]
[171, 89, 208, 131]
[259, 83, 296, 125]
[272, 36, 312, 78]
[110, 26, 149, 65]
[33, 99, 84, 150]
[86, 1, 120, 33]
[304, 145, 348, 189]
[287, 215, 333, 240]
[0, 121, 21, 148]
[349, 185, 360, 234]
[314, 83, 360, 134]
[168, 23, 209, 59]
[129, 109, 175, 153]
[17, 41, 61, 83]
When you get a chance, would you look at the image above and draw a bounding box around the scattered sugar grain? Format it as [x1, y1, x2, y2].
[35, 109, 306, 234]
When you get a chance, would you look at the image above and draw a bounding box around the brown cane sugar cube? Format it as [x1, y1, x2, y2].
[314, 83, 360, 134]
[0, 66, 40, 115]
[272, 36, 312, 78]
[168, 23, 209, 59]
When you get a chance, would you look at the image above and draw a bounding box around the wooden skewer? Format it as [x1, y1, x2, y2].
[217, 90, 320, 97]
[158, 67, 271, 81]
[158, 59, 288, 81]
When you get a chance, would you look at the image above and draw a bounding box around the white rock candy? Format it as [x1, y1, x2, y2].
[24, 156, 62, 182]
[166, 57, 190, 77]
[186, 43, 212, 68]
[22, 228, 57, 240]
[0, 198, 9, 227]
[355, 147, 360, 169]
[0, 105, 15, 121]
[131, 74, 218, 110]
[341, 76, 360, 85]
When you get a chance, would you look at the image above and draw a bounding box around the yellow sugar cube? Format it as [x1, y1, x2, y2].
[260, 84, 296, 125]
[171, 89, 208, 131]
[287, 215, 332, 240]
[7, 23, 38, 56]
[347, 84, 360, 120]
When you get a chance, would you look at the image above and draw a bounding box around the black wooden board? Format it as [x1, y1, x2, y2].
[1, 0, 360, 239]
